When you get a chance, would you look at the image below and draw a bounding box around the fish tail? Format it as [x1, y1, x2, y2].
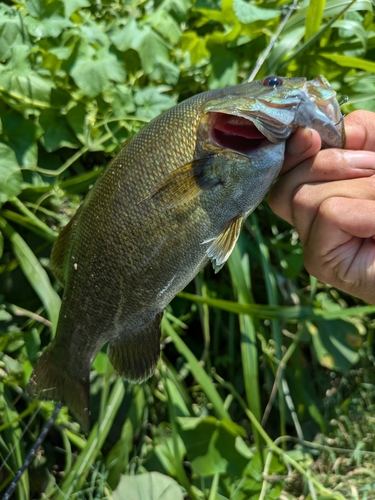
[27, 342, 91, 433]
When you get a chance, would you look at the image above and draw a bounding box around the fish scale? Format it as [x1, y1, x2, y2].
[28, 76, 345, 432]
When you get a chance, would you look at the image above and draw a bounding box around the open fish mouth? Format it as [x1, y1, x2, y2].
[204, 75, 345, 155]
[210, 112, 270, 155]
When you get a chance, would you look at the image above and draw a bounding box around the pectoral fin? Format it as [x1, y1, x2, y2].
[204, 215, 243, 272]
[108, 312, 163, 382]
[148, 156, 220, 208]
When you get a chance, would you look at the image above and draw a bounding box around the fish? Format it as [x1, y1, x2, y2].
[27, 75, 345, 432]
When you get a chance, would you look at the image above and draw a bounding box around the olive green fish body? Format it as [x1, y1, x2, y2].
[28, 76, 345, 431]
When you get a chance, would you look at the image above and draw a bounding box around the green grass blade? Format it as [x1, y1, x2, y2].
[56, 378, 125, 497]
[228, 243, 263, 447]
[250, 215, 286, 440]
[0, 384, 29, 500]
[10, 197, 59, 242]
[161, 366, 198, 500]
[163, 317, 231, 421]
[321, 53, 375, 71]
[279, 0, 357, 70]
[0, 216, 61, 331]
[305, 0, 326, 40]
[179, 292, 375, 321]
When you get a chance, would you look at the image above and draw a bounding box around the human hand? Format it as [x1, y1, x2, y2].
[269, 111, 375, 304]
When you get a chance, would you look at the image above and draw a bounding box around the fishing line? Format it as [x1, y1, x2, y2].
[247, 0, 299, 82]
[0, 404, 41, 476]
[2, 402, 62, 500]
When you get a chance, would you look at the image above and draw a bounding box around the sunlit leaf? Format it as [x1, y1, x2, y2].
[321, 53, 375, 71]
[69, 46, 126, 97]
[233, 0, 279, 24]
[180, 31, 209, 64]
[113, 472, 184, 500]
[0, 143, 23, 205]
[134, 87, 176, 120]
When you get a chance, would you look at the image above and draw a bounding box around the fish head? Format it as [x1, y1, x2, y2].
[189, 75, 345, 219]
[199, 74, 345, 157]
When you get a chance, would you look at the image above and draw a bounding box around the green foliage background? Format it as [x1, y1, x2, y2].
[1, 0, 375, 498]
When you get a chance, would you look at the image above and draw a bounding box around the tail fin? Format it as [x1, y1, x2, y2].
[27, 342, 91, 433]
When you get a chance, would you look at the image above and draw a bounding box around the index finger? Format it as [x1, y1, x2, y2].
[344, 110, 375, 151]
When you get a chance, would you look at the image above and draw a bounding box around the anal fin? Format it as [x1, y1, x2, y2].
[204, 215, 243, 273]
[108, 312, 163, 383]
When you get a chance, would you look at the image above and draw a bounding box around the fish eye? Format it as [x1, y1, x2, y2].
[262, 76, 283, 87]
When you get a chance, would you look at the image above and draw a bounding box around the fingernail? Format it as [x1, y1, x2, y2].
[287, 128, 312, 156]
[344, 151, 375, 169]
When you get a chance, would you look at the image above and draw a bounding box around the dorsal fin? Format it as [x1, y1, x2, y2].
[51, 206, 82, 286]
[203, 215, 243, 272]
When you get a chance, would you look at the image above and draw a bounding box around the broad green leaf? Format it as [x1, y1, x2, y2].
[103, 84, 136, 116]
[180, 31, 209, 65]
[0, 45, 53, 109]
[0, 143, 23, 205]
[191, 430, 228, 476]
[308, 320, 361, 372]
[48, 46, 73, 60]
[69, 46, 126, 97]
[24, 14, 73, 38]
[0, 5, 24, 61]
[61, 0, 90, 18]
[233, 0, 279, 24]
[134, 87, 176, 120]
[111, 20, 179, 84]
[147, 10, 182, 45]
[113, 472, 184, 500]
[24, 0, 64, 18]
[178, 416, 248, 477]
[66, 102, 87, 145]
[158, 0, 191, 19]
[208, 45, 238, 89]
[1, 110, 39, 167]
[39, 109, 80, 151]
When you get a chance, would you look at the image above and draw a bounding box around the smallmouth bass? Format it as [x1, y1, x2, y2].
[28, 75, 345, 431]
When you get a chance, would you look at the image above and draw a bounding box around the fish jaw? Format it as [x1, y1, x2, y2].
[300, 75, 345, 148]
[201, 75, 345, 153]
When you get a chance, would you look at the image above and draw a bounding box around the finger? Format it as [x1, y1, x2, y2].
[283, 127, 321, 173]
[303, 197, 375, 303]
[269, 150, 375, 224]
[344, 110, 375, 151]
[292, 176, 375, 243]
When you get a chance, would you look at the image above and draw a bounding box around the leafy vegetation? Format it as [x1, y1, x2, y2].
[1, 0, 375, 498]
